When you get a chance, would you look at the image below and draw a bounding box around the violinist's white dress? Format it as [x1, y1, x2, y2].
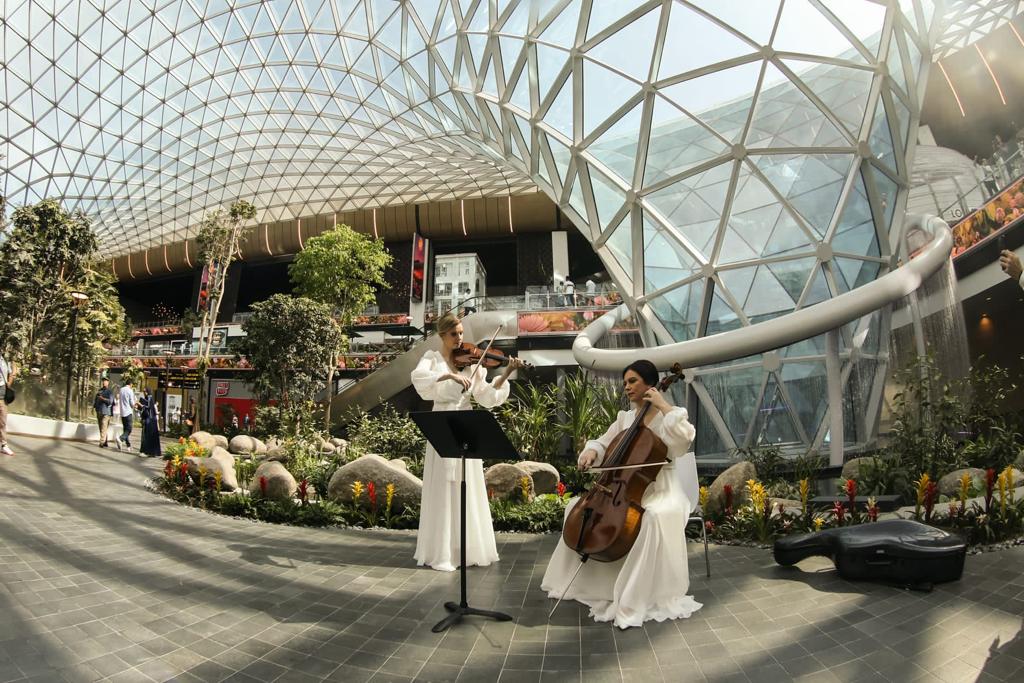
[541, 407, 703, 629]
[410, 349, 511, 571]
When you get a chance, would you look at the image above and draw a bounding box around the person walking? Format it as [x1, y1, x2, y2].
[118, 378, 139, 450]
[0, 351, 16, 457]
[93, 377, 115, 448]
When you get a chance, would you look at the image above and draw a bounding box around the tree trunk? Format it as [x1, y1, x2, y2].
[324, 364, 336, 431]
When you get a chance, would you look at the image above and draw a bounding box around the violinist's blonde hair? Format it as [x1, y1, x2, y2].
[436, 312, 461, 336]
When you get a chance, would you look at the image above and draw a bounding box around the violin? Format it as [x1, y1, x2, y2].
[451, 342, 533, 370]
[561, 363, 685, 563]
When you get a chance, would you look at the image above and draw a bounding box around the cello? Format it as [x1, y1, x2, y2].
[560, 363, 686, 563]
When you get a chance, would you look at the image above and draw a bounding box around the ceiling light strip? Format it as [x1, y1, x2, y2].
[163, 245, 170, 272]
[1009, 21, 1024, 48]
[508, 196, 514, 233]
[974, 44, 1006, 106]
[460, 200, 467, 236]
[184, 240, 193, 269]
[936, 61, 966, 118]
[111, 258, 117, 279]
[126, 255, 135, 280]
[372, 208, 379, 239]
[264, 224, 272, 255]
[297, 219, 304, 249]
[144, 250, 153, 276]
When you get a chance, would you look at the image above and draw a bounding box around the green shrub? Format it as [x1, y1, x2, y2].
[294, 500, 345, 527]
[490, 494, 568, 533]
[343, 404, 425, 474]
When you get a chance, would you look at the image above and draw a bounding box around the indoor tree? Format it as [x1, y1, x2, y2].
[191, 199, 257, 431]
[233, 294, 345, 436]
[288, 223, 392, 428]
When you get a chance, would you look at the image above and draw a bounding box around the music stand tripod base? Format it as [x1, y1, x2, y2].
[410, 410, 520, 634]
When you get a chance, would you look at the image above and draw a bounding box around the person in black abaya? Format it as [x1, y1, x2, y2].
[139, 388, 162, 458]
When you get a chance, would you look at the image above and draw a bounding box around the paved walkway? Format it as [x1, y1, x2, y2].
[0, 435, 1022, 682]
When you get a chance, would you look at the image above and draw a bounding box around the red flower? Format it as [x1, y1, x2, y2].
[985, 468, 996, 513]
[259, 476, 268, 497]
[556, 481, 566, 496]
[723, 484, 733, 511]
[705, 520, 715, 533]
[924, 481, 938, 522]
[178, 461, 189, 482]
[368, 481, 377, 509]
[832, 501, 846, 525]
[845, 479, 857, 507]
[298, 479, 309, 505]
[867, 505, 879, 522]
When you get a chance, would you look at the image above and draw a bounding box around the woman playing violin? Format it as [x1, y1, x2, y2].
[410, 312, 527, 571]
[541, 360, 702, 629]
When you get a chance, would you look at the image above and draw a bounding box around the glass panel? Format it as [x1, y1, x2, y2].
[867, 97, 896, 172]
[585, 7, 658, 83]
[780, 361, 828, 441]
[834, 256, 881, 292]
[645, 160, 734, 258]
[647, 280, 705, 341]
[586, 0, 647, 41]
[567, 172, 588, 219]
[582, 59, 641, 137]
[802, 264, 833, 306]
[753, 153, 852, 238]
[643, 213, 702, 294]
[658, 60, 762, 142]
[587, 99, 643, 183]
[706, 284, 743, 335]
[751, 376, 801, 445]
[869, 165, 899, 238]
[783, 59, 873, 139]
[818, 0, 887, 56]
[657, 2, 758, 81]
[720, 163, 815, 264]
[538, 0, 581, 44]
[536, 43, 568, 101]
[887, 32, 908, 96]
[544, 73, 574, 139]
[590, 169, 625, 233]
[695, 388, 729, 456]
[773, 0, 866, 63]
[645, 96, 730, 187]
[604, 216, 633, 277]
[831, 169, 879, 257]
[685, 0, 780, 46]
[701, 366, 763, 445]
[746, 63, 848, 149]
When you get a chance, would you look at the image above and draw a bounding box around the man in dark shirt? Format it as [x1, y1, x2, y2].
[94, 378, 114, 447]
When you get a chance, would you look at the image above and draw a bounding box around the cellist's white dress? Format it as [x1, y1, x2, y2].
[541, 407, 703, 629]
[410, 349, 511, 571]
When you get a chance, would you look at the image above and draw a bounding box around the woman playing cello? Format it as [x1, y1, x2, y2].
[541, 360, 702, 629]
[410, 313, 526, 571]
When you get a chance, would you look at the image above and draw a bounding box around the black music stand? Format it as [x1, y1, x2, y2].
[410, 410, 518, 633]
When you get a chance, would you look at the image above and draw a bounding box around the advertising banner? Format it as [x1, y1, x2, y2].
[952, 174, 1024, 258]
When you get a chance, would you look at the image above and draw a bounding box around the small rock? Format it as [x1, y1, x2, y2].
[328, 454, 423, 509]
[190, 431, 218, 452]
[319, 441, 336, 455]
[250, 461, 297, 500]
[518, 461, 560, 494]
[706, 461, 757, 516]
[484, 463, 535, 502]
[229, 434, 264, 455]
[841, 456, 878, 482]
[937, 468, 985, 498]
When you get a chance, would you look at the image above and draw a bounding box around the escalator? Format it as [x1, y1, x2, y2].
[329, 309, 519, 417]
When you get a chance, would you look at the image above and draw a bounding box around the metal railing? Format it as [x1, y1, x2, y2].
[940, 145, 1024, 223]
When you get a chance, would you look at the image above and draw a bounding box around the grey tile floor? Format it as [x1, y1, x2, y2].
[0, 435, 1022, 682]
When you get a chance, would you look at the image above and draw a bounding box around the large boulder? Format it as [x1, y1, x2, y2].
[185, 447, 239, 491]
[212, 434, 229, 450]
[319, 440, 336, 455]
[485, 463, 535, 502]
[518, 461, 560, 494]
[705, 461, 757, 516]
[229, 434, 266, 455]
[190, 431, 218, 452]
[938, 468, 985, 498]
[328, 454, 423, 509]
[330, 437, 348, 452]
[250, 461, 297, 501]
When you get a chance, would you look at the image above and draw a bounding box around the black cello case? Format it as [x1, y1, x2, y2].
[773, 519, 966, 590]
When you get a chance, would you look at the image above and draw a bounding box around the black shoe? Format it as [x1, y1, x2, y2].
[100, 442, 108, 448]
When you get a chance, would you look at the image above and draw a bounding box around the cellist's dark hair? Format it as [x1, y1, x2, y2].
[622, 359, 658, 386]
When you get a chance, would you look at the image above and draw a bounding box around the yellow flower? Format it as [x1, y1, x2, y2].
[959, 473, 971, 505]
[799, 479, 809, 506]
[1003, 466, 1016, 503]
[352, 480, 364, 504]
[915, 473, 930, 506]
[519, 475, 531, 501]
[698, 486, 709, 511]
[214, 471, 222, 489]
[745, 479, 768, 518]
[997, 470, 1009, 516]
[813, 517, 825, 530]
[385, 483, 395, 509]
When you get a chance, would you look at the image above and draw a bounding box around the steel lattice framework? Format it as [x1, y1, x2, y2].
[1, 1, 958, 455]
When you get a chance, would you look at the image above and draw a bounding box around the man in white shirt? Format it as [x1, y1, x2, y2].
[0, 352, 16, 456]
[118, 378, 139, 450]
[1000, 249, 1023, 289]
[564, 278, 576, 307]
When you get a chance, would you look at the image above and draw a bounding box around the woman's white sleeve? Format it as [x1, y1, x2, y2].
[470, 366, 512, 408]
[659, 407, 696, 454]
[582, 412, 626, 465]
[410, 353, 443, 401]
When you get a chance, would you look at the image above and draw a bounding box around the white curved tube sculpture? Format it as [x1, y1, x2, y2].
[574, 215, 953, 371]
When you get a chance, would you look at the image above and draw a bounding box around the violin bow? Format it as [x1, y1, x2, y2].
[464, 324, 504, 395]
